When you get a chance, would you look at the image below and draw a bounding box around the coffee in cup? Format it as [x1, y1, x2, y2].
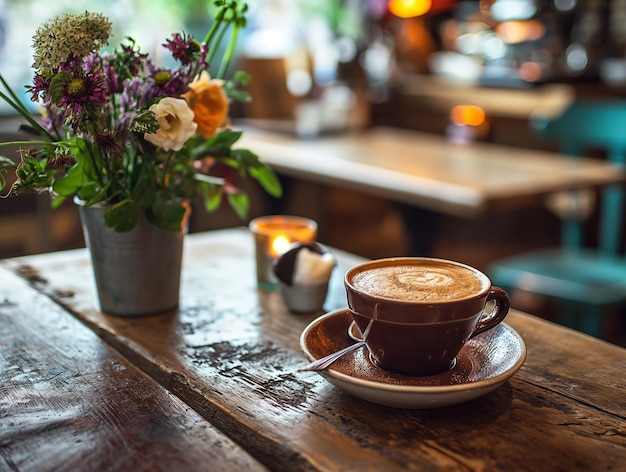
[344, 257, 510, 376]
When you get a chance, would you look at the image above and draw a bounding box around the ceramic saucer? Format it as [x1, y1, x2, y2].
[299, 308, 526, 409]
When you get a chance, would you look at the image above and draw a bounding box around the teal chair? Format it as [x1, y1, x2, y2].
[487, 99, 626, 339]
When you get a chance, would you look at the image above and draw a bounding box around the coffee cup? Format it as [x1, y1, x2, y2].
[344, 257, 510, 376]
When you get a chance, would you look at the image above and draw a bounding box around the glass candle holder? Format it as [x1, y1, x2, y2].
[249, 215, 318, 291]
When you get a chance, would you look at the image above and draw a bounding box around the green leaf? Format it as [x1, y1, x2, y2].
[130, 163, 157, 210]
[76, 182, 103, 204]
[104, 199, 139, 232]
[68, 137, 98, 169]
[48, 71, 72, 104]
[129, 109, 159, 135]
[224, 89, 250, 102]
[52, 157, 91, 196]
[0, 156, 16, 193]
[205, 191, 222, 212]
[133, 181, 156, 210]
[53, 138, 102, 196]
[249, 164, 282, 198]
[0, 155, 16, 168]
[195, 129, 243, 157]
[197, 180, 222, 212]
[223, 71, 251, 102]
[147, 198, 186, 232]
[231, 148, 259, 166]
[191, 129, 242, 159]
[14, 155, 51, 190]
[227, 191, 249, 219]
[18, 124, 44, 137]
[51, 194, 67, 209]
[234, 70, 251, 85]
[212, 128, 242, 147]
[21, 155, 45, 175]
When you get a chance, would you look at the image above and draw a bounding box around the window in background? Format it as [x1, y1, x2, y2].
[0, 0, 218, 115]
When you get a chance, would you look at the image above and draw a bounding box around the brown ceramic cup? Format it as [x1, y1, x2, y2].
[344, 257, 510, 376]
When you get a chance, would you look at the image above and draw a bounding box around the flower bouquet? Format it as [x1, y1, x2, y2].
[0, 1, 281, 233]
[0, 2, 283, 316]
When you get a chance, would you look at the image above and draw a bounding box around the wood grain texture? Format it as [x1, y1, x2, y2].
[2, 228, 625, 471]
[0, 266, 266, 472]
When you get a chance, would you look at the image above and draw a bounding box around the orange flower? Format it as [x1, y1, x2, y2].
[182, 71, 229, 139]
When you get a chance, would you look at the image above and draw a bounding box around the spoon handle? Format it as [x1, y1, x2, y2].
[299, 304, 379, 372]
[297, 341, 365, 372]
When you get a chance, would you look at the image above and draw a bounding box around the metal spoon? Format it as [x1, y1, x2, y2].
[298, 305, 378, 372]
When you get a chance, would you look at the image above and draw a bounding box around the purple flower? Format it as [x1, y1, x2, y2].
[88, 52, 119, 94]
[27, 75, 50, 102]
[162, 71, 187, 96]
[199, 42, 209, 70]
[164, 33, 195, 65]
[117, 76, 143, 132]
[83, 52, 100, 73]
[56, 67, 109, 117]
[102, 56, 119, 94]
[120, 43, 149, 77]
[141, 59, 189, 100]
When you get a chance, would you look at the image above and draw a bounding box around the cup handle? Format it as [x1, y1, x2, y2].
[470, 286, 510, 338]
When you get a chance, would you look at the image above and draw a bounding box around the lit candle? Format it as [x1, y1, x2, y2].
[249, 215, 318, 291]
[271, 234, 291, 257]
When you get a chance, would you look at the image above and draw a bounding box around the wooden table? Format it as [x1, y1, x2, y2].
[238, 124, 626, 217]
[2, 228, 625, 471]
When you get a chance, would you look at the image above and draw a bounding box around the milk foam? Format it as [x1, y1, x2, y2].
[350, 263, 484, 301]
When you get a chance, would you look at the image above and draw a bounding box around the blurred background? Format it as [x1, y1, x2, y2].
[1, 0, 625, 342]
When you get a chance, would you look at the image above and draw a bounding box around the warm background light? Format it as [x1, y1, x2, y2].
[495, 20, 545, 44]
[388, 0, 432, 18]
[450, 105, 486, 126]
[518, 61, 543, 82]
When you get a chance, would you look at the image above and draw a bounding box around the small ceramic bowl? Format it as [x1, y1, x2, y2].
[273, 243, 335, 314]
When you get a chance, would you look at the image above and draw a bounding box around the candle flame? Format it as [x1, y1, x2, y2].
[271, 235, 290, 256]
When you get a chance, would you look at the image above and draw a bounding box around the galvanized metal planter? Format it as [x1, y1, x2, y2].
[78, 202, 190, 316]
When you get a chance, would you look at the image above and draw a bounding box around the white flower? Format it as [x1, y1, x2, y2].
[144, 97, 197, 151]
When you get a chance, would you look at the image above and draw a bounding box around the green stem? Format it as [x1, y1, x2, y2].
[217, 23, 240, 79]
[0, 88, 54, 141]
[0, 75, 30, 115]
[203, 6, 227, 45]
[161, 151, 176, 193]
[0, 76, 57, 141]
[0, 140, 51, 148]
[206, 22, 229, 71]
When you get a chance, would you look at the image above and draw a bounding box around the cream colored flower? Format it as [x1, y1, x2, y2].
[144, 97, 197, 151]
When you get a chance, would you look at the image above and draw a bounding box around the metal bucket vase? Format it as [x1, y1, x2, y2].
[78, 202, 190, 316]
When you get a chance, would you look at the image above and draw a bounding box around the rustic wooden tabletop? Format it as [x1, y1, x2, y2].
[1, 227, 625, 471]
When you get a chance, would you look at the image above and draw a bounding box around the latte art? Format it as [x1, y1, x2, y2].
[350, 263, 485, 301]
[396, 270, 454, 288]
